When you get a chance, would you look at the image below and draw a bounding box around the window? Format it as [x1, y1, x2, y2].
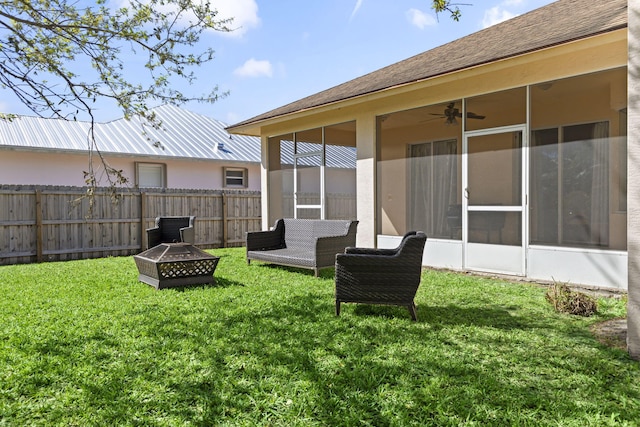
[531, 122, 610, 247]
[136, 162, 166, 188]
[224, 167, 248, 188]
[409, 139, 458, 239]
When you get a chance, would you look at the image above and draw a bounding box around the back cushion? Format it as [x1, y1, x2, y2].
[283, 219, 350, 249]
[160, 217, 190, 242]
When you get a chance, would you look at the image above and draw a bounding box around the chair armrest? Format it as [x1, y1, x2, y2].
[315, 233, 358, 267]
[246, 219, 286, 251]
[180, 226, 195, 244]
[344, 247, 397, 256]
[335, 251, 404, 268]
[146, 227, 161, 249]
[246, 230, 281, 250]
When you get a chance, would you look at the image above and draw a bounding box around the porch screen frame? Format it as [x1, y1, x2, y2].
[530, 120, 611, 248]
[293, 129, 326, 219]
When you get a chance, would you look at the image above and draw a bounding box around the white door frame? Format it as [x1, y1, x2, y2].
[462, 124, 528, 275]
[293, 149, 325, 219]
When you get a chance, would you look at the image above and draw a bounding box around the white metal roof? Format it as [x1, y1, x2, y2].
[0, 104, 262, 163]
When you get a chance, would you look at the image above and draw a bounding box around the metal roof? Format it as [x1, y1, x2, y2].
[279, 141, 356, 169]
[0, 104, 262, 163]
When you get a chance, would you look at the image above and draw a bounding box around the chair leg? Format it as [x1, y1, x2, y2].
[408, 302, 418, 321]
[335, 300, 341, 316]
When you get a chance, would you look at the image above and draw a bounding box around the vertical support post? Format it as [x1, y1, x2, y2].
[628, 4, 640, 360]
[222, 192, 228, 248]
[35, 189, 43, 263]
[356, 114, 377, 247]
[140, 192, 147, 250]
[261, 135, 271, 229]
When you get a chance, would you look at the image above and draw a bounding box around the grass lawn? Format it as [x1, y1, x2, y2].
[0, 247, 638, 426]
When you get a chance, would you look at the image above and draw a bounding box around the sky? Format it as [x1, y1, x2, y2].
[0, 0, 557, 126]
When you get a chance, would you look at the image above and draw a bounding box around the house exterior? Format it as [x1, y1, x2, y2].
[227, 0, 640, 356]
[0, 104, 261, 191]
[228, 0, 627, 289]
[228, 0, 640, 359]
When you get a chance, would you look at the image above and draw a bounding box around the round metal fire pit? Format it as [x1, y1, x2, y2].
[134, 242, 219, 289]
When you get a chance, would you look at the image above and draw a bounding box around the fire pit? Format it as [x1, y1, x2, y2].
[134, 242, 219, 289]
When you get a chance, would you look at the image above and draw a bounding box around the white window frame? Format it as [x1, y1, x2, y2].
[135, 162, 166, 188]
[224, 167, 248, 188]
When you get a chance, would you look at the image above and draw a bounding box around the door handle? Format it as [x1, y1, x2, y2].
[464, 188, 470, 199]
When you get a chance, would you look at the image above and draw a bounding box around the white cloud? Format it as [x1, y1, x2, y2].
[482, 6, 517, 28]
[406, 8, 436, 30]
[233, 59, 273, 78]
[214, 0, 261, 37]
[350, 0, 363, 20]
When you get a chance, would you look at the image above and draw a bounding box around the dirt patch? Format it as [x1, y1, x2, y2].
[590, 318, 627, 350]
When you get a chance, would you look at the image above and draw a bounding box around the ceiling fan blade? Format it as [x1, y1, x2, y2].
[419, 116, 446, 123]
[467, 112, 486, 120]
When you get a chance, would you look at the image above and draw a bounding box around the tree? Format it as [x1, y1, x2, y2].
[0, 0, 232, 207]
[0, 0, 466, 209]
[431, 0, 470, 21]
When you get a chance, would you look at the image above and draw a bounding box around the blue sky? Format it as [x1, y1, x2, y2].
[0, 0, 556, 125]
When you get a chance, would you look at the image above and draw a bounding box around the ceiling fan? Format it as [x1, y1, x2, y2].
[429, 102, 486, 125]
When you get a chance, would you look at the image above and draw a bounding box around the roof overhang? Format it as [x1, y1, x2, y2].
[227, 28, 627, 138]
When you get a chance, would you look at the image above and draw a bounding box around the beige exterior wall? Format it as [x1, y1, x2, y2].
[627, 3, 640, 359]
[0, 150, 261, 191]
[355, 114, 376, 247]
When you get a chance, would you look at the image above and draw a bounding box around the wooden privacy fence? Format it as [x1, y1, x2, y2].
[0, 186, 261, 265]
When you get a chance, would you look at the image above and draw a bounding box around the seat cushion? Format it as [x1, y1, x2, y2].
[247, 248, 316, 268]
[282, 219, 352, 250]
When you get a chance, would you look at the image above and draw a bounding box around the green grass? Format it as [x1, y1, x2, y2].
[0, 248, 637, 426]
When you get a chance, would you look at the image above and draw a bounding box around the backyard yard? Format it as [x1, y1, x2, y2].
[0, 247, 638, 426]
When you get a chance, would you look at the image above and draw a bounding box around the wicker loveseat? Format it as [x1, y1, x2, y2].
[334, 231, 427, 321]
[246, 218, 359, 276]
[146, 216, 196, 249]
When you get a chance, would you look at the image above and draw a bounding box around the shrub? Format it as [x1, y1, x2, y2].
[545, 282, 598, 317]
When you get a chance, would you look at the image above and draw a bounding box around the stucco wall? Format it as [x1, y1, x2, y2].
[627, 3, 640, 360]
[0, 150, 261, 191]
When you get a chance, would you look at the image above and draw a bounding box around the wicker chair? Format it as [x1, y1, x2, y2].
[146, 216, 196, 249]
[334, 231, 427, 321]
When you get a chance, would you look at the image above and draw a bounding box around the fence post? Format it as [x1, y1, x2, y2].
[140, 191, 147, 250]
[35, 189, 43, 263]
[222, 192, 228, 248]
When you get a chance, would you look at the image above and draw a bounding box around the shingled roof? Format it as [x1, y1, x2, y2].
[228, 0, 627, 131]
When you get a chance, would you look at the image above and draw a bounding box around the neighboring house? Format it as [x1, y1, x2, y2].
[227, 0, 629, 291]
[0, 104, 261, 191]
